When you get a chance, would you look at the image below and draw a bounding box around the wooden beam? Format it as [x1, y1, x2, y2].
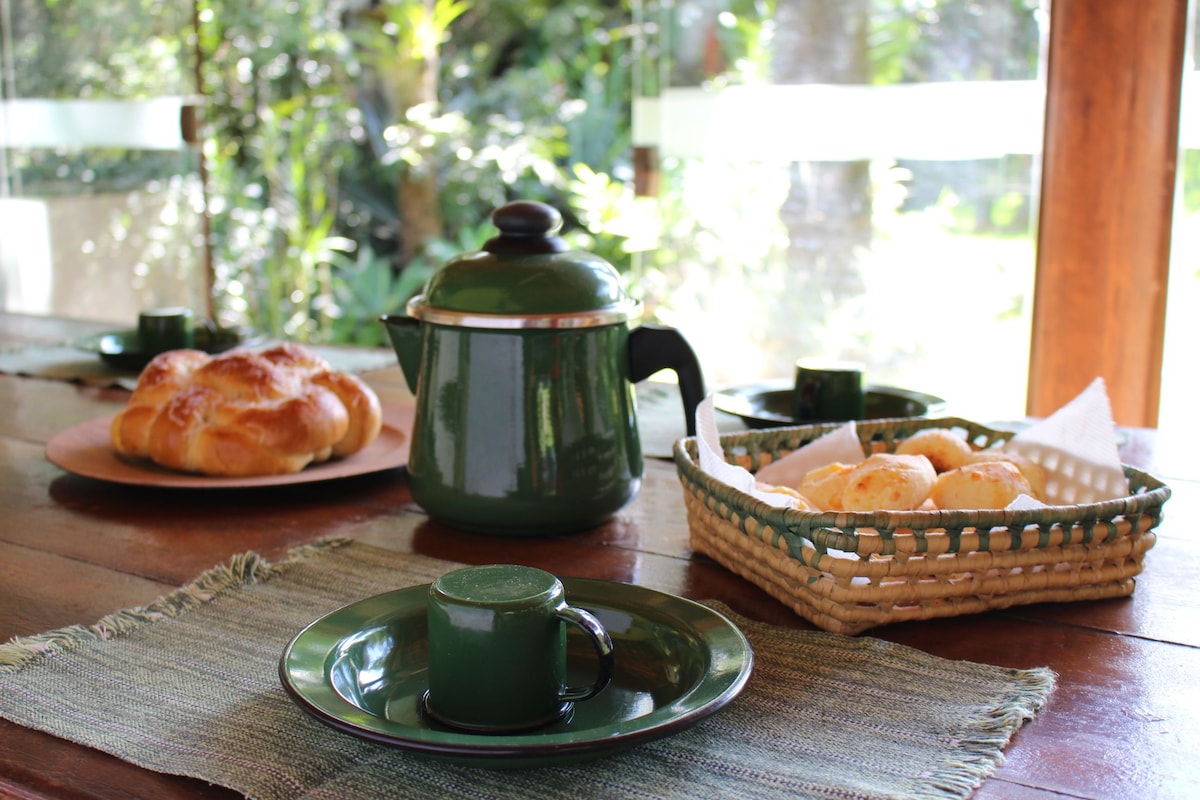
[1029, 0, 1187, 426]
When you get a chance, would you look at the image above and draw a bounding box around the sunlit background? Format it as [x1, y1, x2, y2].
[1, 0, 1196, 429]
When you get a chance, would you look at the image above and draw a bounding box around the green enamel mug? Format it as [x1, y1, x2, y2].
[137, 307, 195, 352]
[383, 201, 705, 535]
[423, 564, 614, 733]
[792, 358, 866, 422]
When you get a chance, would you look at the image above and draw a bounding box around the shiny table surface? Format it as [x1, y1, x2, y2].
[1, 312, 1198, 800]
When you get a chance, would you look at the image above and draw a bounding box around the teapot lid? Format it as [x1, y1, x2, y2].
[406, 201, 640, 330]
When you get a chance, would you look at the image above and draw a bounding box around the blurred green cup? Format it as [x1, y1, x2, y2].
[792, 358, 866, 422]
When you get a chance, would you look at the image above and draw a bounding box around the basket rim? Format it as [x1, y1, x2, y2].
[673, 415, 1172, 533]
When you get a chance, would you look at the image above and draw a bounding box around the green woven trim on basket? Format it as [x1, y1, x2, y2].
[673, 417, 1172, 546]
[0, 537, 354, 673]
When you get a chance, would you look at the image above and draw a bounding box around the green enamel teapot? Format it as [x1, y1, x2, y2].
[382, 200, 704, 535]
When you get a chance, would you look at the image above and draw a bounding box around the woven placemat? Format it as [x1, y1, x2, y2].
[0, 540, 1055, 800]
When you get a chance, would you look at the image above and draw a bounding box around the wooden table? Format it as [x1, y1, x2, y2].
[2, 312, 1197, 800]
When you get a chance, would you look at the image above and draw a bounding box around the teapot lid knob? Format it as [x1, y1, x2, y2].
[483, 201, 570, 255]
[410, 198, 636, 321]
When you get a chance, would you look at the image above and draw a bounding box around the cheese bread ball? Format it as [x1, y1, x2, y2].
[894, 428, 974, 473]
[966, 451, 1047, 500]
[756, 483, 816, 510]
[840, 453, 937, 512]
[930, 460, 1033, 510]
[798, 462, 857, 511]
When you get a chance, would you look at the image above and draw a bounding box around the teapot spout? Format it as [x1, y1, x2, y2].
[380, 314, 422, 393]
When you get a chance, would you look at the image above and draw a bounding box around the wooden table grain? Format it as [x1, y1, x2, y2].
[1, 312, 1197, 800]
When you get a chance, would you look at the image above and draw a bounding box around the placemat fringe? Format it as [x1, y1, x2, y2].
[0, 537, 352, 673]
[989, 667, 1058, 730]
[919, 665, 1057, 798]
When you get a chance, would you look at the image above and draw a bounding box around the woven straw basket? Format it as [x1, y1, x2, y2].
[674, 416, 1171, 635]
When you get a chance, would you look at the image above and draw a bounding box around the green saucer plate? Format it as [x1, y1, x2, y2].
[279, 578, 754, 768]
[714, 379, 947, 429]
[74, 325, 263, 372]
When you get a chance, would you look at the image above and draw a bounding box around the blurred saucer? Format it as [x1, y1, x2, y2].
[715, 380, 947, 429]
[74, 325, 264, 372]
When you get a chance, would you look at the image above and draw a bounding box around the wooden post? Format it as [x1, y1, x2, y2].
[1029, 0, 1188, 426]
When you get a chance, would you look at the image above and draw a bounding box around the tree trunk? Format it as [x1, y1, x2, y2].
[366, 0, 446, 265]
[769, 0, 872, 354]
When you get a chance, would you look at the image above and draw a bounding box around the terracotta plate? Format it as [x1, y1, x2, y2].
[45, 403, 412, 488]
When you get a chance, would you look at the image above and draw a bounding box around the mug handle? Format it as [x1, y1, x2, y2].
[555, 605, 615, 702]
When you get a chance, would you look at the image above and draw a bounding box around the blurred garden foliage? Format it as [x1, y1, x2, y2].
[194, 0, 644, 344]
[5, 0, 644, 344]
[12, 0, 1167, 351]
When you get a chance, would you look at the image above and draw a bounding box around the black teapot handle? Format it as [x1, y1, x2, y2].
[628, 324, 705, 437]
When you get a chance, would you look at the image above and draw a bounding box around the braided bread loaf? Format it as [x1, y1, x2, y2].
[110, 343, 383, 476]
